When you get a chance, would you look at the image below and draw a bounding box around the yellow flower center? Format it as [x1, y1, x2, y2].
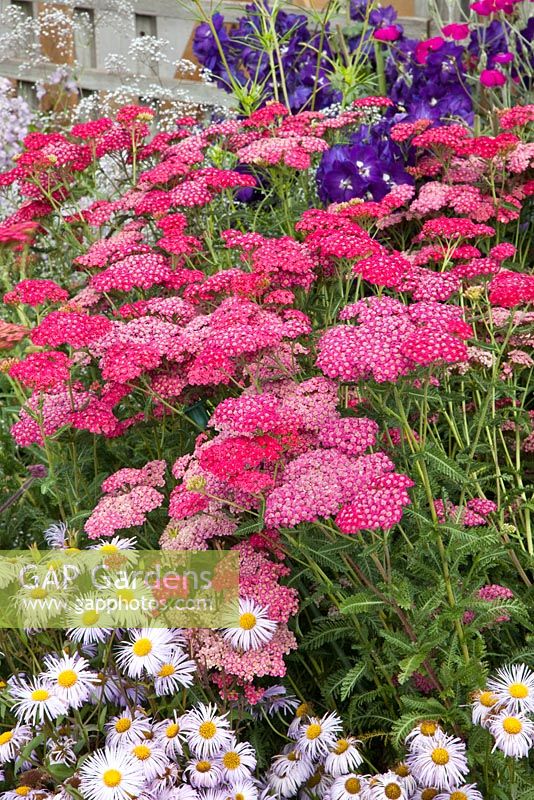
[99, 544, 118, 553]
[0, 731, 14, 745]
[478, 691, 497, 707]
[81, 610, 100, 626]
[394, 765, 409, 778]
[305, 723, 322, 740]
[199, 721, 217, 740]
[30, 588, 47, 599]
[384, 784, 402, 800]
[334, 738, 350, 754]
[345, 778, 361, 794]
[420, 721, 437, 736]
[235, 794, 245, 800]
[196, 761, 212, 773]
[132, 637, 152, 657]
[31, 689, 49, 702]
[115, 718, 131, 733]
[239, 612, 257, 630]
[502, 716, 522, 735]
[296, 702, 310, 718]
[222, 751, 241, 770]
[132, 744, 151, 760]
[57, 669, 78, 688]
[509, 682, 528, 699]
[306, 770, 322, 789]
[421, 790, 438, 800]
[431, 748, 450, 766]
[158, 664, 175, 678]
[15, 787, 31, 796]
[450, 793, 468, 800]
[117, 589, 135, 603]
[287, 751, 298, 762]
[103, 769, 122, 787]
[166, 723, 179, 738]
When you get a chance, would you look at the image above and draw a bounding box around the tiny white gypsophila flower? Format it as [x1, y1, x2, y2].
[79, 746, 146, 800]
[152, 649, 197, 695]
[488, 710, 534, 759]
[487, 663, 534, 715]
[297, 712, 343, 759]
[115, 628, 176, 678]
[181, 703, 233, 758]
[221, 598, 277, 652]
[9, 677, 67, 724]
[41, 651, 98, 709]
[406, 733, 469, 791]
[0, 725, 32, 764]
[324, 737, 364, 776]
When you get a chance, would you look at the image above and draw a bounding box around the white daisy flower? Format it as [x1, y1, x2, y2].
[300, 767, 333, 799]
[198, 790, 228, 800]
[9, 677, 66, 724]
[152, 650, 197, 695]
[1, 785, 38, 800]
[287, 702, 314, 739]
[115, 628, 177, 678]
[470, 689, 500, 727]
[48, 735, 77, 766]
[487, 663, 534, 715]
[79, 746, 146, 800]
[266, 774, 300, 800]
[412, 789, 439, 800]
[129, 741, 169, 781]
[270, 745, 315, 787]
[225, 780, 259, 800]
[44, 522, 69, 549]
[218, 738, 257, 783]
[153, 714, 186, 756]
[391, 764, 417, 797]
[435, 786, 484, 800]
[0, 726, 32, 764]
[221, 598, 277, 652]
[407, 733, 469, 790]
[89, 536, 137, 552]
[105, 708, 151, 747]
[184, 758, 223, 789]
[66, 598, 113, 645]
[367, 772, 408, 800]
[489, 710, 534, 759]
[41, 652, 98, 709]
[325, 738, 364, 776]
[329, 773, 367, 800]
[297, 712, 343, 759]
[181, 703, 233, 758]
[405, 721, 444, 752]
[157, 785, 199, 800]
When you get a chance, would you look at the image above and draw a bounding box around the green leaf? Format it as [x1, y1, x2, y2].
[339, 662, 366, 701]
[340, 594, 384, 614]
[397, 651, 429, 685]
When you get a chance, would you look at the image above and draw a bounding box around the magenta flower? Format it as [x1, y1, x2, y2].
[441, 23, 470, 39]
[373, 25, 401, 42]
[480, 69, 507, 87]
[414, 37, 445, 65]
